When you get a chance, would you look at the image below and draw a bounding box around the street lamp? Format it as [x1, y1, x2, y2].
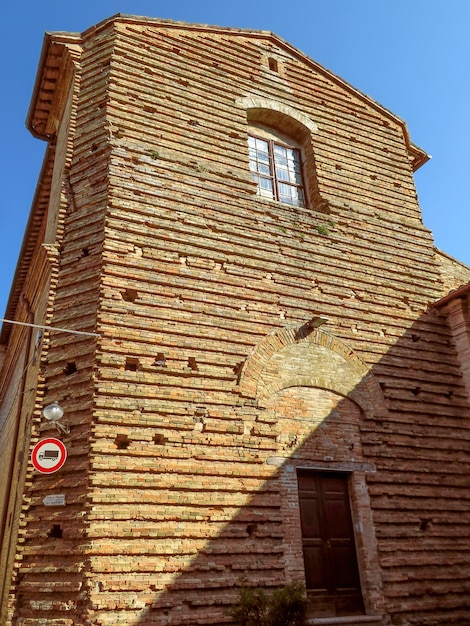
[42, 402, 69, 434]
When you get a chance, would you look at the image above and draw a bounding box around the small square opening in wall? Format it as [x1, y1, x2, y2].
[153, 353, 166, 367]
[188, 357, 198, 371]
[63, 362, 77, 375]
[268, 57, 279, 72]
[123, 288, 138, 303]
[48, 524, 63, 538]
[125, 357, 140, 372]
[115, 434, 130, 449]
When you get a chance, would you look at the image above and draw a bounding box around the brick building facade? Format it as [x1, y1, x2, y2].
[0, 14, 469, 626]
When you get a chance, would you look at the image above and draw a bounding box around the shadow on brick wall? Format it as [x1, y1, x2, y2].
[127, 309, 470, 626]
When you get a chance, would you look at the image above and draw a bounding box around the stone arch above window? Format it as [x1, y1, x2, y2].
[238, 327, 387, 419]
[237, 97, 327, 211]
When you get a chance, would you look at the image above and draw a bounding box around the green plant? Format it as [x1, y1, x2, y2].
[150, 149, 160, 160]
[230, 585, 270, 626]
[230, 581, 307, 626]
[316, 224, 330, 236]
[270, 582, 307, 626]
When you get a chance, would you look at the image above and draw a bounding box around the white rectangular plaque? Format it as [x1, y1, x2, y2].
[42, 494, 66, 507]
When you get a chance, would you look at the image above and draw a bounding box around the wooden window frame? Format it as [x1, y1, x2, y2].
[248, 134, 307, 208]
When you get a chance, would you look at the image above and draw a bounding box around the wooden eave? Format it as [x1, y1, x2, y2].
[434, 282, 470, 309]
[0, 33, 81, 345]
[26, 32, 81, 140]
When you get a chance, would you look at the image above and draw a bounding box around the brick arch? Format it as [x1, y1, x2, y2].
[237, 96, 318, 138]
[238, 327, 387, 418]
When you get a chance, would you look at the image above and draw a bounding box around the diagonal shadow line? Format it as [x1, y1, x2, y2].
[125, 311, 470, 624]
[11, 309, 470, 626]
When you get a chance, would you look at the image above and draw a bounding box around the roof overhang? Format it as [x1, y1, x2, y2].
[1, 33, 81, 344]
[434, 282, 470, 309]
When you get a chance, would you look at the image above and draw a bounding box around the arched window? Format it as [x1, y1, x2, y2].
[248, 125, 306, 207]
[238, 98, 325, 211]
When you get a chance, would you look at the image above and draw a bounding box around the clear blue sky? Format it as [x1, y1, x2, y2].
[1, 0, 469, 316]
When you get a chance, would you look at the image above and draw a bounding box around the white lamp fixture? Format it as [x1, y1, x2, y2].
[42, 402, 69, 434]
[42, 402, 64, 422]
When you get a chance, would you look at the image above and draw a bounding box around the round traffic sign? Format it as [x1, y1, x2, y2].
[31, 438, 67, 474]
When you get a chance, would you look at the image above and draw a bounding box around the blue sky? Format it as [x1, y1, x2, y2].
[1, 0, 469, 316]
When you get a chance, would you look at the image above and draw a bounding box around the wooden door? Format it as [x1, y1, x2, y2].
[297, 470, 364, 616]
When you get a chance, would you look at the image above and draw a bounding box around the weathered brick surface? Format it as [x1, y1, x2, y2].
[1, 15, 470, 626]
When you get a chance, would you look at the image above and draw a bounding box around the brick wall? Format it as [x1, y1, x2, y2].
[1, 16, 470, 626]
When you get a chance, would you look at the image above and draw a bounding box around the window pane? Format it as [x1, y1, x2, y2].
[276, 166, 290, 182]
[278, 182, 305, 208]
[252, 173, 274, 199]
[254, 137, 269, 152]
[274, 143, 303, 186]
[259, 177, 274, 192]
[248, 135, 305, 207]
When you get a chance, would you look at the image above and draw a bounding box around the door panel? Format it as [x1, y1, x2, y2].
[297, 471, 364, 616]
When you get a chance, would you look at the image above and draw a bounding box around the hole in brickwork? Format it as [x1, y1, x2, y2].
[115, 434, 130, 449]
[81, 248, 89, 257]
[91, 143, 98, 152]
[123, 288, 138, 302]
[233, 361, 244, 383]
[125, 357, 140, 372]
[412, 386, 421, 396]
[154, 433, 166, 445]
[153, 353, 166, 367]
[419, 519, 431, 532]
[446, 390, 454, 399]
[268, 57, 278, 72]
[246, 523, 258, 536]
[49, 524, 63, 538]
[411, 334, 420, 343]
[379, 382, 387, 392]
[63, 362, 77, 376]
[188, 357, 198, 371]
